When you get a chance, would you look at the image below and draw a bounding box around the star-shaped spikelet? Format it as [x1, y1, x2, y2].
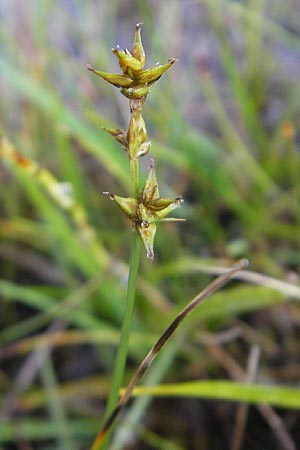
[88, 23, 177, 100]
[104, 160, 184, 260]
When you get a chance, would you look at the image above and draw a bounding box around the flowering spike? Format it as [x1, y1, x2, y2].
[112, 48, 143, 77]
[102, 127, 128, 149]
[131, 23, 146, 68]
[137, 141, 151, 157]
[137, 222, 156, 261]
[154, 196, 184, 219]
[142, 159, 159, 202]
[104, 193, 138, 219]
[127, 109, 147, 159]
[87, 65, 133, 87]
[147, 197, 179, 212]
[88, 26, 177, 101]
[137, 58, 177, 85]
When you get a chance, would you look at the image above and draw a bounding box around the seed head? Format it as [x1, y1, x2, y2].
[104, 160, 184, 259]
[88, 24, 177, 101]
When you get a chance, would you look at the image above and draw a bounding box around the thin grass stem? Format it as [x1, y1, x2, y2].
[130, 158, 140, 198]
[92, 230, 140, 450]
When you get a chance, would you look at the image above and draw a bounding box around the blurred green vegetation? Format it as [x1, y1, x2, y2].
[1, 1, 300, 449]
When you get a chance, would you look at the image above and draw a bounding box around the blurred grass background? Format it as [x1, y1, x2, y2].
[1, 0, 300, 449]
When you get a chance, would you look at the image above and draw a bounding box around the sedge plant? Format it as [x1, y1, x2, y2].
[88, 24, 248, 449]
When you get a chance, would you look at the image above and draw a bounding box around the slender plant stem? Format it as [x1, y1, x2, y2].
[92, 147, 141, 450]
[130, 158, 139, 197]
[106, 232, 141, 415]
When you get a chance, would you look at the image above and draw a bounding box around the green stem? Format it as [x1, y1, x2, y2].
[92, 101, 142, 450]
[130, 158, 139, 197]
[98, 230, 140, 450]
[98, 132, 141, 448]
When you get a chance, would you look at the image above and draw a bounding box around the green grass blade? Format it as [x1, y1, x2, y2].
[130, 380, 300, 409]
